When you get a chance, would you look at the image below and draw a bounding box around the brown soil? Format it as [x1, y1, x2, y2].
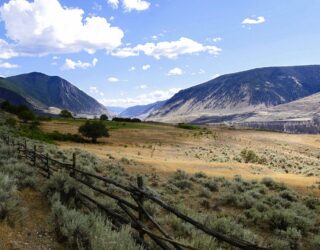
[0, 188, 66, 250]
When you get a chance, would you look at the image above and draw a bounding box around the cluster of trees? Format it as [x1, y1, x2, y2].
[0, 101, 35, 123]
[112, 117, 141, 123]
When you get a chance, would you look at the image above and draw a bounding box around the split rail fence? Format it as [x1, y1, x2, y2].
[0, 134, 268, 250]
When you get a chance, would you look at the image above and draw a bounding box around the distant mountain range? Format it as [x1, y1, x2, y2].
[107, 106, 126, 115]
[120, 100, 167, 119]
[0, 72, 109, 116]
[147, 65, 320, 124]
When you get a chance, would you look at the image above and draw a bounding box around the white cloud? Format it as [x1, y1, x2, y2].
[0, 0, 124, 58]
[89, 86, 104, 96]
[142, 64, 151, 70]
[242, 16, 266, 25]
[92, 2, 103, 11]
[136, 84, 148, 89]
[107, 0, 150, 12]
[112, 37, 221, 59]
[98, 88, 180, 107]
[108, 77, 119, 82]
[52, 56, 59, 60]
[167, 67, 183, 76]
[122, 0, 150, 12]
[62, 58, 98, 70]
[107, 0, 119, 9]
[212, 37, 222, 42]
[0, 39, 18, 59]
[0, 61, 19, 68]
[198, 68, 205, 74]
[129, 66, 136, 71]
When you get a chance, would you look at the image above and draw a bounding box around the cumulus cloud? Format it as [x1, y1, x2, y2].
[129, 66, 136, 71]
[0, 0, 124, 58]
[142, 64, 151, 70]
[242, 16, 266, 25]
[89, 86, 104, 96]
[0, 61, 19, 68]
[62, 58, 98, 70]
[122, 0, 150, 12]
[98, 88, 180, 107]
[212, 37, 222, 42]
[111, 37, 221, 59]
[107, 0, 119, 9]
[0, 39, 18, 59]
[167, 67, 183, 76]
[108, 77, 119, 82]
[107, 0, 150, 12]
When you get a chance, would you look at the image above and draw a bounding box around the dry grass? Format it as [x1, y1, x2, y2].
[40, 121, 320, 194]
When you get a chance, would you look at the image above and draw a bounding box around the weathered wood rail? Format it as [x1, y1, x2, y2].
[0, 134, 268, 250]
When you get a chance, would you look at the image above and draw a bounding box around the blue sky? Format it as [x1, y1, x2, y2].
[0, 0, 319, 107]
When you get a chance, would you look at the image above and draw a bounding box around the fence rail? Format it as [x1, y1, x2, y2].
[0, 133, 268, 250]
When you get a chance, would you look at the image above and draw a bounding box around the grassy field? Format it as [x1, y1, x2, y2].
[1, 114, 320, 249]
[40, 119, 320, 194]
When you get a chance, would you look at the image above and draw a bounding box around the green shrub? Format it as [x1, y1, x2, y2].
[89, 214, 142, 250]
[312, 235, 320, 250]
[177, 123, 201, 130]
[50, 200, 91, 248]
[241, 149, 259, 163]
[203, 179, 219, 192]
[0, 173, 19, 221]
[45, 172, 81, 207]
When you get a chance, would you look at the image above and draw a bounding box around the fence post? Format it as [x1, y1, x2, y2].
[24, 140, 27, 158]
[72, 153, 76, 177]
[137, 176, 145, 240]
[46, 153, 50, 178]
[33, 145, 37, 167]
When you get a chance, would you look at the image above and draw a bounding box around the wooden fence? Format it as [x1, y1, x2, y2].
[0, 134, 268, 250]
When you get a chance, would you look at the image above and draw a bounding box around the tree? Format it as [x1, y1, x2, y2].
[18, 110, 35, 123]
[78, 120, 109, 143]
[60, 109, 73, 119]
[100, 114, 108, 121]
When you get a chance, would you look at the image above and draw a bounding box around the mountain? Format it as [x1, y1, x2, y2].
[147, 65, 320, 123]
[120, 100, 167, 119]
[107, 106, 126, 115]
[243, 92, 320, 123]
[0, 72, 109, 116]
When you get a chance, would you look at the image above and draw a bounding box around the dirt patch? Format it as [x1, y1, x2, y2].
[0, 188, 65, 250]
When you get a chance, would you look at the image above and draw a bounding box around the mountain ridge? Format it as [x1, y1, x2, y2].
[0, 72, 109, 116]
[147, 65, 320, 123]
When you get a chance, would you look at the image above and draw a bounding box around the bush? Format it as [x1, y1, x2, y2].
[265, 209, 312, 234]
[60, 110, 73, 119]
[240, 149, 259, 163]
[48, 131, 85, 143]
[177, 123, 201, 130]
[50, 200, 91, 248]
[312, 235, 320, 250]
[5, 118, 16, 127]
[203, 179, 219, 192]
[89, 214, 143, 250]
[0, 173, 19, 221]
[100, 114, 108, 121]
[18, 110, 35, 123]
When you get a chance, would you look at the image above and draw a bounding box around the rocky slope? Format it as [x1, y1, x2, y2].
[147, 65, 320, 123]
[0, 72, 109, 116]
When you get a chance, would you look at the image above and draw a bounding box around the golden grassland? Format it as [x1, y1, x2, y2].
[40, 120, 320, 195]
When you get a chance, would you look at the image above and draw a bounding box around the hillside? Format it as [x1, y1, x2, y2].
[0, 72, 109, 116]
[148, 65, 320, 123]
[120, 100, 166, 119]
